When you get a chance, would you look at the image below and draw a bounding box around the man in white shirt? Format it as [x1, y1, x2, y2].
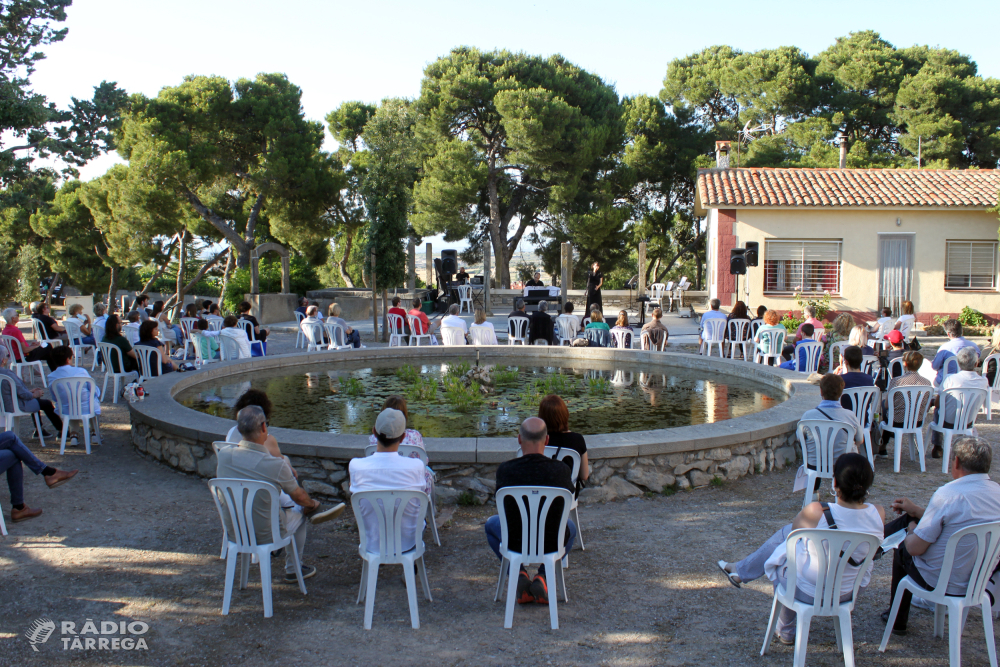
[882, 437, 1000, 635]
[300, 305, 326, 347]
[349, 409, 427, 554]
[699, 298, 727, 341]
[219, 315, 252, 358]
[931, 346, 989, 457]
[932, 319, 980, 386]
[440, 303, 468, 343]
[47, 346, 101, 417]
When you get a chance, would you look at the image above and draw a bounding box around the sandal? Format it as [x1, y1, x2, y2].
[717, 560, 741, 588]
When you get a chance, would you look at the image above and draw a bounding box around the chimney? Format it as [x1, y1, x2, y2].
[838, 135, 847, 169]
[715, 140, 731, 169]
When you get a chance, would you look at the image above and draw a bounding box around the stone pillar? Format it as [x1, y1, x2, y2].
[638, 241, 647, 297]
[560, 242, 572, 309]
[425, 243, 433, 288]
[407, 238, 416, 292]
[483, 240, 492, 315]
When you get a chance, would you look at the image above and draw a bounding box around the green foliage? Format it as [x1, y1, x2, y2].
[959, 307, 989, 328]
[406, 377, 438, 402]
[933, 314, 950, 327]
[794, 292, 833, 318]
[456, 491, 480, 507]
[442, 377, 484, 412]
[493, 368, 520, 387]
[221, 255, 320, 312]
[781, 315, 804, 335]
[339, 377, 364, 397]
[395, 365, 420, 384]
[710, 476, 725, 488]
[587, 376, 612, 396]
[445, 361, 471, 378]
[0, 242, 17, 302]
[15, 244, 42, 306]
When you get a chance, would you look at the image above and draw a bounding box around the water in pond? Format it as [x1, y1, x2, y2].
[176, 359, 783, 437]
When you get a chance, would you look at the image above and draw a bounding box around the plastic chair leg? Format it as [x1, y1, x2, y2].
[949, 604, 963, 667]
[760, 595, 781, 656]
[32, 412, 44, 447]
[429, 499, 440, 546]
[893, 431, 902, 473]
[222, 548, 237, 615]
[112, 376, 120, 404]
[573, 504, 585, 550]
[543, 556, 559, 630]
[258, 551, 273, 618]
[863, 431, 874, 468]
[793, 610, 812, 667]
[879, 580, 909, 651]
[941, 431, 954, 474]
[402, 557, 420, 629]
[934, 603, 946, 638]
[58, 420, 70, 455]
[357, 560, 369, 603]
[982, 598, 999, 667]
[503, 557, 522, 628]
[494, 558, 508, 602]
[363, 558, 380, 629]
[915, 431, 926, 472]
[82, 418, 92, 455]
[837, 611, 855, 667]
[289, 539, 306, 595]
[240, 553, 251, 590]
[417, 556, 432, 601]
[220, 533, 228, 559]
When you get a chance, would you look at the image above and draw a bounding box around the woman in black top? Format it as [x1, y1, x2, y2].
[238, 301, 269, 341]
[538, 394, 589, 484]
[585, 261, 603, 319]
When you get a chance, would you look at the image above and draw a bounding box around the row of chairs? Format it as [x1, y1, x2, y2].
[0, 374, 102, 454]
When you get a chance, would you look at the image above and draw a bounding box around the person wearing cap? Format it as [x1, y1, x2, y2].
[349, 408, 428, 553]
[885, 330, 906, 365]
[216, 406, 345, 582]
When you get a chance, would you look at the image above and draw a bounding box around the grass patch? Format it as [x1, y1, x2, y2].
[456, 491, 480, 506]
[710, 476, 725, 488]
[662, 482, 679, 496]
[395, 364, 419, 384]
[587, 376, 612, 395]
[493, 367, 520, 387]
[443, 377, 484, 412]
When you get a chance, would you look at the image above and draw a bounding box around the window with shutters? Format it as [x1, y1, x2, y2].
[764, 240, 842, 296]
[945, 240, 997, 290]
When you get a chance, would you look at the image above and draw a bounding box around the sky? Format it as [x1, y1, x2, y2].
[27, 0, 1000, 254]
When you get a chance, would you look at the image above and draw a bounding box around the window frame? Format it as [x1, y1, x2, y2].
[944, 240, 998, 291]
[762, 239, 843, 297]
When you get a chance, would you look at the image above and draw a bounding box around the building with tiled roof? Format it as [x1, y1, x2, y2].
[697, 142, 1000, 321]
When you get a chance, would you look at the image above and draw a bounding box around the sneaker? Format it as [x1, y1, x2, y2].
[911, 596, 934, 611]
[775, 633, 794, 646]
[930, 447, 943, 459]
[31, 429, 52, 438]
[271, 547, 285, 559]
[880, 608, 907, 635]
[285, 564, 316, 582]
[515, 569, 534, 604]
[529, 574, 549, 605]
[878, 448, 889, 458]
[307, 502, 346, 525]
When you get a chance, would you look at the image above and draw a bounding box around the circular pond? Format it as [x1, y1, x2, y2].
[176, 356, 783, 438]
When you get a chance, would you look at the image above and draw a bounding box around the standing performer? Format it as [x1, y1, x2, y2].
[585, 261, 604, 320]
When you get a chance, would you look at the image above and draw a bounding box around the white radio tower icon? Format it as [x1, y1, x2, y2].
[25, 618, 56, 652]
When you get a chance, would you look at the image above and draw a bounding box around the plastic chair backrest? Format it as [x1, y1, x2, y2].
[302, 322, 324, 348]
[983, 353, 1000, 389]
[1, 334, 27, 361]
[582, 318, 591, 329]
[441, 326, 466, 346]
[220, 334, 243, 361]
[387, 313, 405, 335]
[31, 317, 51, 343]
[515, 446, 582, 486]
[294, 311, 305, 325]
[363, 443, 430, 466]
[928, 521, 1000, 604]
[180, 317, 199, 338]
[123, 323, 140, 345]
[584, 327, 610, 348]
[508, 316, 529, 340]
[781, 528, 881, 614]
[727, 318, 751, 342]
[862, 355, 879, 376]
[640, 330, 666, 351]
[797, 419, 856, 476]
[842, 386, 880, 428]
[456, 284, 472, 300]
[92, 323, 105, 347]
[97, 342, 129, 374]
[941, 355, 960, 381]
[0, 374, 23, 416]
[350, 490, 429, 560]
[555, 316, 576, 341]
[937, 387, 988, 430]
[704, 318, 726, 342]
[897, 317, 914, 338]
[226, 425, 240, 443]
[886, 385, 934, 429]
[795, 341, 823, 373]
[323, 321, 347, 348]
[828, 341, 850, 369]
[469, 325, 498, 345]
[209, 478, 283, 548]
[238, 319, 258, 342]
[750, 319, 764, 337]
[134, 345, 163, 379]
[64, 320, 85, 346]
[495, 486, 573, 559]
[889, 357, 905, 379]
[758, 328, 786, 355]
[649, 283, 666, 299]
[50, 376, 99, 419]
[610, 329, 632, 349]
[407, 315, 428, 336]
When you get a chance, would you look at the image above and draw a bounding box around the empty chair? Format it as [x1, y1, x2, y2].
[98, 342, 138, 404]
[469, 325, 499, 346]
[352, 490, 432, 629]
[209, 479, 307, 618]
[555, 316, 577, 346]
[796, 419, 856, 508]
[880, 521, 1000, 667]
[301, 321, 325, 352]
[1, 335, 47, 386]
[441, 326, 467, 346]
[646, 283, 666, 315]
[294, 311, 306, 349]
[700, 319, 726, 357]
[795, 341, 824, 373]
[0, 374, 45, 447]
[493, 486, 572, 629]
[929, 387, 989, 474]
[387, 313, 408, 347]
[761, 528, 881, 667]
[407, 315, 433, 346]
[610, 328, 633, 350]
[49, 376, 102, 455]
[841, 387, 880, 467]
[880, 385, 934, 473]
[323, 321, 352, 351]
[726, 319, 753, 360]
[238, 319, 265, 356]
[456, 284, 473, 314]
[508, 316, 529, 346]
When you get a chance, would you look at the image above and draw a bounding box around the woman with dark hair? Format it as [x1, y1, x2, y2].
[585, 261, 603, 317]
[756, 305, 768, 320]
[134, 320, 177, 374]
[102, 314, 138, 373]
[238, 300, 269, 344]
[184, 303, 199, 320]
[725, 301, 751, 354]
[538, 394, 589, 483]
[717, 453, 884, 644]
[229, 389, 283, 457]
[150, 300, 164, 318]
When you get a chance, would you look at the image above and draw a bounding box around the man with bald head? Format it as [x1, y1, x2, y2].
[484, 417, 577, 605]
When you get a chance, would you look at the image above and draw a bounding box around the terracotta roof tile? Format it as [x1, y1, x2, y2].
[697, 168, 1000, 209]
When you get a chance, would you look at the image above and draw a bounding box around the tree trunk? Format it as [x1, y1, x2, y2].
[218, 246, 234, 305]
[381, 289, 388, 343]
[238, 193, 265, 269]
[338, 228, 356, 288]
[173, 232, 187, 316]
[139, 236, 179, 295]
[106, 266, 119, 311]
[695, 247, 703, 290]
[44, 272, 59, 305]
[485, 167, 512, 289]
[164, 244, 228, 312]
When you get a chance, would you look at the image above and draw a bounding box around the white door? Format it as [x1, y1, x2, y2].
[878, 235, 913, 315]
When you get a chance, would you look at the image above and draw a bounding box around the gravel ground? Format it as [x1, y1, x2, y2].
[0, 332, 995, 666]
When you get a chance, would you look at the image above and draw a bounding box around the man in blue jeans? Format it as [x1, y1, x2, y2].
[485, 417, 577, 605]
[1, 431, 78, 523]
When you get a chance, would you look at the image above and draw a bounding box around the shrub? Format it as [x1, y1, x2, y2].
[456, 491, 480, 506]
[222, 255, 321, 312]
[959, 306, 988, 328]
[780, 314, 804, 335]
[395, 364, 419, 383]
[710, 476, 725, 487]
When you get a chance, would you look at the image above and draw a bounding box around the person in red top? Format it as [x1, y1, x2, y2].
[1, 308, 55, 370]
[388, 296, 410, 335]
[407, 297, 440, 342]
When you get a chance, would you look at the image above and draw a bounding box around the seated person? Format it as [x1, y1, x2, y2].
[799, 374, 863, 478]
[219, 315, 253, 358]
[777, 344, 796, 370]
[839, 346, 875, 406]
[197, 299, 213, 318]
[216, 406, 344, 582]
[0, 430, 77, 523]
[366, 395, 434, 492]
[300, 305, 327, 346]
[933, 319, 980, 386]
[485, 418, 577, 604]
[868, 307, 894, 339]
[754, 309, 786, 363]
[92, 302, 109, 333]
[879, 351, 932, 457]
[238, 301, 269, 345]
[155, 307, 184, 348]
[455, 267, 470, 284]
[699, 298, 727, 342]
[561, 302, 581, 335]
[847, 324, 874, 356]
[350, 408, 428, 553]
[206, 304, 224, 322]
[539, 394, 589, 487]
[881, 437, 1000, 635]
[528, 301, 555, 345]
[194, 318, 220, 360]
[134, 320, 179, 374]
[885, 329, 906, 365]
[183, 303, 200, 320]
[525, 272, 544, 287]
[717, 454, 884, 644]
[65, 303, 96, 346]
[930, 346, 988, 458]
[469, 307, 498, 344]
[795, 304, 826, 343]
[440, 303, 469, 343]
[48, 346, 101, 416]
[32, 302, 66, 344]
[584, 308, 611, 347]
[779, 323, 817, 371]
[294, 297, 309, 317]
[754, 305, 768, 321]
[101, 315, 139, 374]
[639, 307, 669, 349]
[2, 307, 54, 370]
[609, 310, 633, 348]
[387, 295, 410, 335]
[407, 297, 440, 344]
[326, 303, 362, 348]
[0, 346, 64, 437]
[130, 294, 150, 322]
[507, 298, 528, 321]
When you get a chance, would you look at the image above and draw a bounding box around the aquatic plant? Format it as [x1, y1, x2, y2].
[407, 377, 438, 401]
[395, 364, 420, 384]
[493, 367, 519, 387]
[339, 377, 364, 397]
[443, 376, 484, 412]
[587, 376, 612, 395]
[445, 361, 471, 378]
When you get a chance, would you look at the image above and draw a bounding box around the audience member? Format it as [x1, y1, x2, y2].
[387, 296, 410, 335]
[529, 301, 555, 345]
[48, 346, 101, 419]
[65, 303, 96, 345]
[717, 453, 884, 644]
[130, 294, 150, 322]
[799, 374, 863, 474]
[207, 304, 223, 321]
[367, 395, 434, 490]
[350, 408, 428, 553]
[92, 303, 108, 332]
[407, 298, 440, 344]
[102, 315, 138, 374]
[183, 303, 199, 320]
[870, 307, 894, 339]
[561, 302, 581, 334]
[753, 310, 786, 363]
[779, 323, 816, 371]
[507, 298, 527, 320]
[216, 406, 344, 582]
[485, 418, 577, 605]
[584, 308, 611, 347]
[238, 301, 269, 345]
[724, 301, 751, 348]
[848, 325, 874, 356]
[295, 297, 309, 317]
[0, 352, 63, 437]
[154, 305, 184, 347]
[885, 330, 906, 363]
[32, 302, 67, 343]
[194, 318, 220, 360]
[893, 300, 916, 334]
[231, 390, 283, 458]
[609, 310, 632, 348]
[700, 298, 727, 342]
[755, 305, 768, 321]
[827, 313, 854, 350]
[2, 308, 54, 370]
[795, 304, 826, 343]
[326, 303, 361, 348]
[641, 307, 669, 349]
[932, 319, 979, 385]
[538, 394, 589, 487]
[198, 299, 213, 317]
[930, 346, 988, 458]
[0, 431, 78, 523]
[135, 321, 178, 373]
[470, 307, 498, 344]
[220, 315, 253, 358]
[839, 346, 875, 408]
[881, 437, 1000, 635]
[880, 351, 932, 457]
[440, 303, 469, 343]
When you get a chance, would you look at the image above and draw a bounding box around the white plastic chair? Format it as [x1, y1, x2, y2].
[507, 316, 529, 346]
[441, 326, 467, 346]
[982, 353, 1000, 420]
[516, 445, 585, 552]
[842, 386, 880, 467]
[302, 322, 325, 352]
[50, 376, 102, 455]
[238, 319, 265, 356]
[0, 498, 6, 536]
[862, 354, 879, 377]
[761, 528, 881, 667]
[555, 316, 577, 346]
[796, 419, 856, 508]
[725, 319, 753, 360]
[63, 320, 91, 366]
[122, 323, 140, 345]
[190, 332, 219, 367]
[881, 385, 934, 473]
[646, 283, 666, 315]
[363, 444, 440, 546]
[387, 313, 408, 347]
[90, 323, 106, 371]
[1, 335, 47, 386]
[323, 322, 353, 351]
[897, 317, 914, 339]
[351, 490, 432, 629]
[469, 325, 499, 346]
[407, 315, 433, 346]
[134, 345, 165, 381]
[31, 318, 62, 348]
[219, 335, 244, 361]
[755, 328, 787, 366]
[939, 356, 961, 387]
[0, 374, 45, 446]
[180, 317, 200, 360]
[98, 342, 138, 404]
[699, 318, 726, 357]
[209, 478, 307, 618]
[493, 486, 572, 629]
[794, 341, 824, 373]
[206, 317, 224, 332]
[294, 311, 306, 349]
[640, 330, 666, 351]
[880, 521, 1000, 667]
[610, 329, 634, 350]
[456, 284, 473, 314]
[828, 341, 850, 370]
[930, 387, 988, 474]
[210, 441, 237, 558]
[889, 357, 905, 380]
